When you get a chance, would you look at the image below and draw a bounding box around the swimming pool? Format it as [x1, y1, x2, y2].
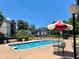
[9, 40, 59, 50]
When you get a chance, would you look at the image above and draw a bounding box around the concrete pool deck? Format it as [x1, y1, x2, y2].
[0, 38, 74, 59]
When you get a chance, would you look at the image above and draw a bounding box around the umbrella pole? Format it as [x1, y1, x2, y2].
[58, 30, 62, 43]
[57, 31, 61, 53]
[57, 30, 62, 53]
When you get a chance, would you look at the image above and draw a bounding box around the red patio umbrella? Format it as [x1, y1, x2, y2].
[47, 20, 68, 30]
[47, 20, 68, 45]
[47, 20, 73, 30]
[54, 20, 67, 30]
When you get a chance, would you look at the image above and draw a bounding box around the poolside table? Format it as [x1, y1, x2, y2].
[53, 42, 66, 53]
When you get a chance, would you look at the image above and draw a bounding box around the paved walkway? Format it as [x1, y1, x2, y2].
[0, 38, 74, 59]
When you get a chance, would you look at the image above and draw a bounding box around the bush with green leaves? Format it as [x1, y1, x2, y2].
[16, 30, 32, 41]
[24, 36, 31, 41]
[17, 37, 23, 41]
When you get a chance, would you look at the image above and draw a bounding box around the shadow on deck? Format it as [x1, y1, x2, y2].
[53, 51, 74, 59]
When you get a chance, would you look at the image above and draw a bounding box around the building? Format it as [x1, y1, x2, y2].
[76, 0, 79, 5]
[36, 27, 48, 36]
[0, 18, 16, 37]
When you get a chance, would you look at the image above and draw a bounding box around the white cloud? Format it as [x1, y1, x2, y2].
[6, 17, 11, 20]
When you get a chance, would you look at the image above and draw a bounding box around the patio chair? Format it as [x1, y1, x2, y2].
[53, 42, 66, 53]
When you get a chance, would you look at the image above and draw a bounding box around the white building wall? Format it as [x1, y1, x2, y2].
[7, 22, 11, 37]
[0, 22, 11, 37]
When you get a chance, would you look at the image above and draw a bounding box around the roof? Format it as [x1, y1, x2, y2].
[3, 17, 16, 24]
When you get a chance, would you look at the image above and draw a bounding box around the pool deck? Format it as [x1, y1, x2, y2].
[0, 38, 74, 59]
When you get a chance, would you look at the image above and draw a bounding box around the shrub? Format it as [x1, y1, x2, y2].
[17, 37, 23, 41]
[16, 30, 32, 41]
[24, 36, 31, 41]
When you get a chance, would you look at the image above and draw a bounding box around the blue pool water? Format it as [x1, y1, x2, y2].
[9, 40, 58, 50]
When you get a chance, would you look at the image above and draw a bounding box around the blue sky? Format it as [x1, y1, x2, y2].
[0, 0, 75, 28]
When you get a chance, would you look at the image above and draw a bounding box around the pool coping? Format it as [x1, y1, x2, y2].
[7, 39, 57, 45]
[7, 39, 64, 51]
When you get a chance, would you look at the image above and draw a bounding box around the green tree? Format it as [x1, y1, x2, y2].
[52, 20, 68, 24]
[76, 16, 79, 34]
[29, 24, 36, 35]
[17, 20, 29, 30]
[68, 17, 79, 35]
[67, 17, 73, 25]
[52, 21, 56, 24]
[0, 11, 4, 26]
[16, 29, 32, 41]
[63, 20, 68, 23]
